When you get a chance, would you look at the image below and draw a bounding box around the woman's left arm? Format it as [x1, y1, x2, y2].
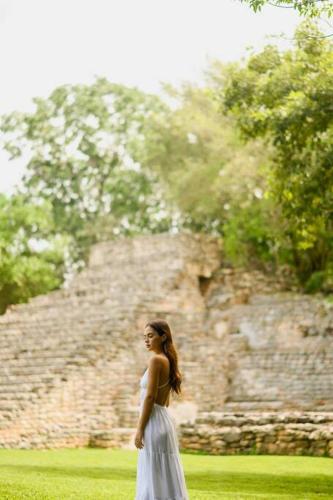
[135, 357, 161, 448]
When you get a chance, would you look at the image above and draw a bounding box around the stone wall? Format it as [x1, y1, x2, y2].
[0, 231, 332, 453]
[179, 412, 333, 457]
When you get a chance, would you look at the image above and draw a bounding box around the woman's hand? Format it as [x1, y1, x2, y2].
[134, 428, 144, 449]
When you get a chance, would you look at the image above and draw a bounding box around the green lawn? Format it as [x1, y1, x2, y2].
[0, 448, 332, 499]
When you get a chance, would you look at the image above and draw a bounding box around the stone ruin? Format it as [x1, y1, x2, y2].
[0, 232, 332, 455]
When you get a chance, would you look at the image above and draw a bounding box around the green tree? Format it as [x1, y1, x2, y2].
[0, 194, 69, 314]
[222, 21, 333, 284]
[1, 78, 175, 265]
[142, 79, 286, 270]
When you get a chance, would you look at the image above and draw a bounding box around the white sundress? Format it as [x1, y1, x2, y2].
[135, 368, 189, 500]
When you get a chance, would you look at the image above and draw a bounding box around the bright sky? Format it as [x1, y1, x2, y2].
[0, 0, 302, 194]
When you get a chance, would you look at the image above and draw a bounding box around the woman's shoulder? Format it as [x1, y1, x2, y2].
[148, 354, 169, 368]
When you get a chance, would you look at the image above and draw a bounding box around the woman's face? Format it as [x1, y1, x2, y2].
[143, 326, 163, 352]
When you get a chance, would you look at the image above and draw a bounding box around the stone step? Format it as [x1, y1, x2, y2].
[0, 374, 55, 384]
[188, 411, 333, 425]
[0, 304, 130, 324]
[0, 338, 112, 352]
[0, 383, 46, 394]
[223, 401, 285, 411]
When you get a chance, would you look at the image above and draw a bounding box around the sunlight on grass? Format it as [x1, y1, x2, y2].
[0, 448, 332, 499]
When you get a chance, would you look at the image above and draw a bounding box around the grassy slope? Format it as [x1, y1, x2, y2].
[0, 448, 332, 499]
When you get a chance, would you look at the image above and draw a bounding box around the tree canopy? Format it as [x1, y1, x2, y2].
[222, 21, 333, 281]
[142, 80, 280, 268]
[1, 20, 333, 312]
[1, 78, 174, 265]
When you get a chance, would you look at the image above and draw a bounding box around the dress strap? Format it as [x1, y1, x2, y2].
[158, 379, 170, 389]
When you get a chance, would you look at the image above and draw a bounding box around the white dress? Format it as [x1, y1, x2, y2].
[135, 368, 189, 500]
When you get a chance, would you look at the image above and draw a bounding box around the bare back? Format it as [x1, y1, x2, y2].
[155, 355, 171, 407]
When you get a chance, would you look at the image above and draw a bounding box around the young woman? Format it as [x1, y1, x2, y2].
[135, 318, 189, 500]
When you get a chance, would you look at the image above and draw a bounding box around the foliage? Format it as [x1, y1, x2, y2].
[0, 78, 175, 265]
[304, 266, 333, 293]
[240, 0, 333, 18]
[222, 199, 288, 269]
[141, 82, 235, 231]
[222, 21, 333, 283]
[142, 80, 281, 269]
[2, 23, 333, 302]
[0, 193, 69, 314]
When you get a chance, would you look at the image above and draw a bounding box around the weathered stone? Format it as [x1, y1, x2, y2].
[0, 232, 332, 455]
[179, 412, 333, 456]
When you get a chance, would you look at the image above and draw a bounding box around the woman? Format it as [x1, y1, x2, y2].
[135, 318, 189, 500]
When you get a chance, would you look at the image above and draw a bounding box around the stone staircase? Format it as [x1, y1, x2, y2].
[0, 231, 332, 452]
[0, 232, 221, 448]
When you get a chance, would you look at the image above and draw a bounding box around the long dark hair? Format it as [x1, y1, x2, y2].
[145, 318, 183, 395]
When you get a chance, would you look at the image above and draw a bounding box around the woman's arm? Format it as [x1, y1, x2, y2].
[136, 356, 161, 432]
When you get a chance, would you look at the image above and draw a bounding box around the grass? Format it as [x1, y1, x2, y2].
[0, 447, 332, 499]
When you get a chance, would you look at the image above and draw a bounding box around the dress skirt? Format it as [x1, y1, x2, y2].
[135, 402, 189, 500]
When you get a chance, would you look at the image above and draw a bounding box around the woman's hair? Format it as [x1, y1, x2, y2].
[145, 318, 182, 395]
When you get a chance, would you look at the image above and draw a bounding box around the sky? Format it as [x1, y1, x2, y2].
[0, 0, 302, 194]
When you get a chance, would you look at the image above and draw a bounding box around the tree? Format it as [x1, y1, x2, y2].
[240, 0, 333, 18]
[0, 194, 69, 314]
[1, 78, 175, 265]
[222, 21, 333, 283]
[142, 79, 285, 269]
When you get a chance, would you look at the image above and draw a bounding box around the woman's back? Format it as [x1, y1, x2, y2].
[140, 355, 171, 407]
[155, 354, 171, 406]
